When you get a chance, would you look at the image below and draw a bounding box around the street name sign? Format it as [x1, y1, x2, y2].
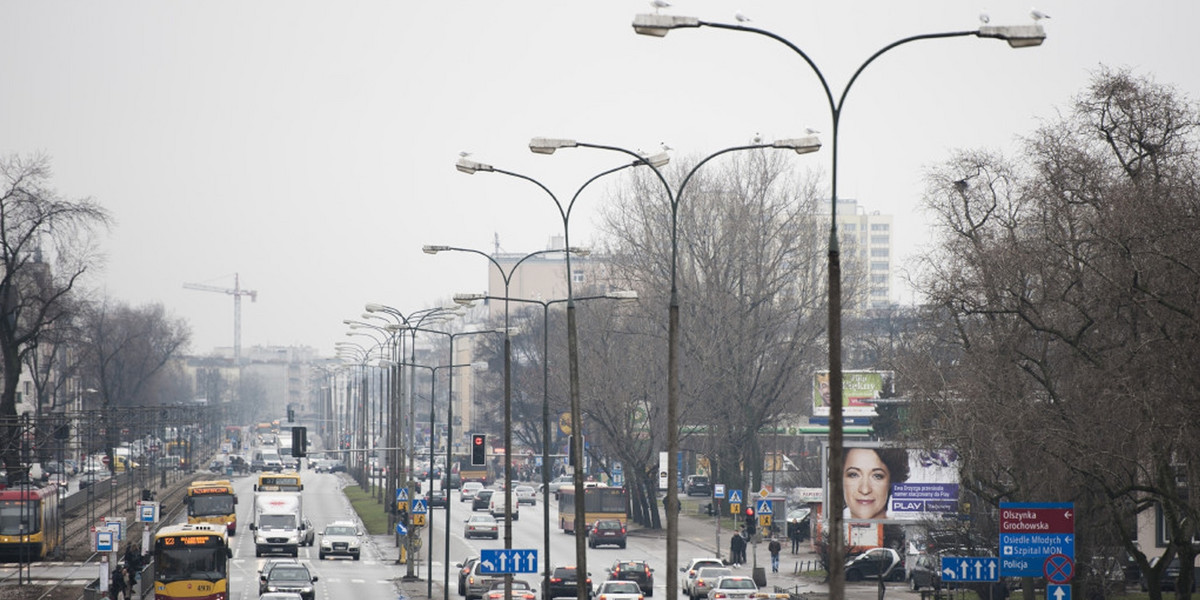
[941, 557, 999, 582]
[480, 549, 539, 574]
[999, 502, 1075, 578]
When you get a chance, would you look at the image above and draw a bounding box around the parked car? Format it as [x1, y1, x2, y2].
[685, 475, 712, 497]
[681, 558, 725, 597]
[587, 519, 626, 549]
[1141, 557, 1196, 592]
[607, 560, 655, 596]
[514, 485, 537, 506]
[464, 514, 499, 539]
[318, 521, 361, 560]
[484, 580, 536, 600]
[461, 481, 484, 503]
[259, 562, 318, 600]
[906, 553, 942, 590]
[542, 566, 592, 600]
[473, 489, 495, 512]
[594, 580, 643, 600]
[691, 567, 733, 600]
[845, 547, 903, 582]
[705, 576, 758, 600]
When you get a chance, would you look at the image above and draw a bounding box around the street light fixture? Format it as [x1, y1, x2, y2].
[630, 12, 1044, 600]
[531, 136, 822, 598]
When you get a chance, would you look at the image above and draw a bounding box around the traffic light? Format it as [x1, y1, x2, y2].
[744, 506, 757, 535]
[471, 434, 487, 466]
[292, 426, 307, 457]
[287, 406, 295, 423]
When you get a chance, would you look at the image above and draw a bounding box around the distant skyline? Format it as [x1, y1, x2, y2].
[1, 1, 1196, 356]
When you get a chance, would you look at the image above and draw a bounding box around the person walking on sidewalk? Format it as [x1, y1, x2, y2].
[730, 531, 746, 567]
[768, 537, 782, 573]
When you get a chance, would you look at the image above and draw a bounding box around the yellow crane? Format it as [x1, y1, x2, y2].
[183, 273, 258, 362]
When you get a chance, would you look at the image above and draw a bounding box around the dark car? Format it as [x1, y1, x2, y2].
[607, 560, 654, 596]
[685, 475, 711, 497]
[542, 566, 592, 600]
[428, 488, 449, 508]
[259, 562, 319, 600]
[472, 489, 494, 512]
[845, 547, 903, 582]
[587, 519, 627, 549]
[1141, 557, 1196, 592]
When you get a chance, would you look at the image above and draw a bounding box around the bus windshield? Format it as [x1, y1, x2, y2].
[188, 495, 235, 518]
[156, 546, 227, 583]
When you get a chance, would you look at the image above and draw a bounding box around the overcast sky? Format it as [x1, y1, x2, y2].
[1, 1, 1195, 356]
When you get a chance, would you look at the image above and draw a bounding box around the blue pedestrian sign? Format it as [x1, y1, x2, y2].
[479, 549, 539, 574]
[728, 490, 743, 505]
[395, 522, 408, 536]
[396, 488, 409, 502]
[941, 557, 999, 582]
[756, 499, 773, 515]
[412, 499, 429, 514]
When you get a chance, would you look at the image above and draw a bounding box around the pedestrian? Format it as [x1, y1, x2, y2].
[788, 521, 801, 554]
[768, 537, 782, 573]
[730, 531, 746, 567]
[111, 566, 127, 600]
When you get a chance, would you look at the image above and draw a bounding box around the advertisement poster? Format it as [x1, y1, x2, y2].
[812, 370, 894, 417]
[823, 441, 961, 523]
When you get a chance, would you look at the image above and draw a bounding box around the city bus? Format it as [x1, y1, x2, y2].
[186, 481, 238, 536]
[153, 523, 231, 600]
[557, 485, 628, 534]
[254, 472, 302, 492]
[457, 459, 489, 486]
[0, 484, 62, 561]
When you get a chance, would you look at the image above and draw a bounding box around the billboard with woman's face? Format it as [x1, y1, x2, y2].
[823, 441, 961, 522]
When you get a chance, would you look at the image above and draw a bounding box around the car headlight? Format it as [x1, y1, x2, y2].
[321, 542, 332, 549]
[268, 586, 279, 592]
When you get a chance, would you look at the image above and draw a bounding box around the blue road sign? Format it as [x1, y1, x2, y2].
[395, 522, 408, 536]
[479, 549, 539, 574]
[96, 530, 115, 552]
[729, 490, 743, 504]
[999, 502, 1075, 578]
[412, 499, 429, 514]
[756, 499, 773, 515]
[396, 488, 409, 502]
[1048, 584, 1071, 600]
[941, 557, 1000, 582]
[713, 484, 726, 499]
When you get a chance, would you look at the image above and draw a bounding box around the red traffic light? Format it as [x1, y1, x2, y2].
[745, 507, 754, 516]
[473, 436, 483, 446]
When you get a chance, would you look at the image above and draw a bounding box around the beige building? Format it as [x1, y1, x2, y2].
[826, 199, 894, 311]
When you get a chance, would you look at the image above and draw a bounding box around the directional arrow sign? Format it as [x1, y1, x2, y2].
[1048, 584, 1071, 600]
[480, 549, 539, 574]
[756, 499, 773, 515]
[728, 490, 743, 504]
[412, 499, 429, 514]
[999, 502, 1075, 578]
[395, 522, 408, 536]
[941, 557, 999, 582]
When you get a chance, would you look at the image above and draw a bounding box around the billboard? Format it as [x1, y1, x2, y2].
[823, 441, 960, 523]
[812, 370, 894, 416]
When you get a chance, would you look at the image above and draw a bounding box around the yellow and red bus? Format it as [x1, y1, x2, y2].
[186, 481, 238, 535]
[153, 523, 231, 600]
[557, 485, 627, 534]
[254, 472, 302, 492]
[0, 484, 62, 561]
[166, 439, 190, 469]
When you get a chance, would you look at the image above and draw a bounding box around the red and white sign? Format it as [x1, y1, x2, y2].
[1000, 505, 1074, 533]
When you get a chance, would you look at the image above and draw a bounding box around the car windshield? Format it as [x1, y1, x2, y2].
[325, 526, 355, 536]
[553, 568, 578, 578]
[260, 514, 296, 529]
[721, 579, 756, 590]
[270, 567, 311, 582]
[604, 582, 641, 593]
[596, 521, 620, 530]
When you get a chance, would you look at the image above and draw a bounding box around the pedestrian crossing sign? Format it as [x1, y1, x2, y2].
[413, 514, 426, 526]
[730, 503, 741, 515]
[756, 499, 773, 515]
[759, 515, 772, 528]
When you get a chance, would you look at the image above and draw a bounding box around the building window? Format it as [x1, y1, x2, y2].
[572, 269, 585, 283]
[871, 235, 890, 245]
[870, 248, 889, 257]
[871, 223, 890, 231]
[871, 288, 888, 297]
[871, 261, 889, 271]
[842, 224, 857, 233]
[871, 274, 888, 284]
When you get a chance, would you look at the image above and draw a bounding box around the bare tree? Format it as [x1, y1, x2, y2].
[909, 68, 1200, 600]
[0, 154, 110, 482]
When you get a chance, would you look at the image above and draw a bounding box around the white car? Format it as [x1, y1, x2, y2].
[514, 485, 537, 506]
[461, 481, 484, 503]
[706, 576, 758, 600]
[594, 580, 644, 600]
[318, 521, 362, 560]
[681, 558, 725, 597]
[464, 514, 499, 539]
[489, 494, 518, 521]
[691, 567, 732, 600]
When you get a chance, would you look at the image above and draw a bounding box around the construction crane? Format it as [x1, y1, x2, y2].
[183, 273, 258, 363]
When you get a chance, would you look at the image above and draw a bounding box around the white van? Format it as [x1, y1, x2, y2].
[489, 493, 518, 521]
[253, 449, 284, 472]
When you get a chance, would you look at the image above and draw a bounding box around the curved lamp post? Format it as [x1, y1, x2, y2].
[456, 152, 665, 600]
[453, 288, 638, 596]
[529, 135, 820, 597]
[630, 12, 1045, 599]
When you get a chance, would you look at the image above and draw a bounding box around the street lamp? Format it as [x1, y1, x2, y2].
[529, 135, 821, 598]
[456, 150, 668, 600]
[630, 12, 1045, 599]
[427, 244, 589, 600]
[453, 288, 638, 596]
